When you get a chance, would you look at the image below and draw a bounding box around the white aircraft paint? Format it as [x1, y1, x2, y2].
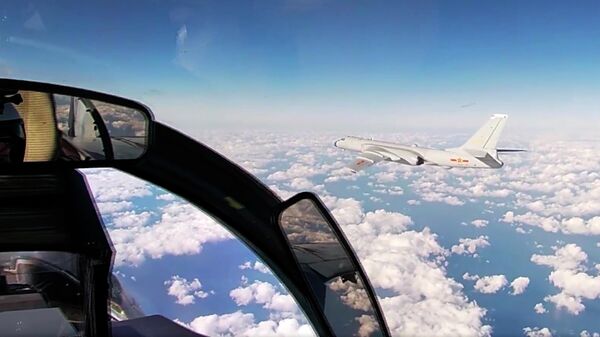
[334, 114, 523, 171]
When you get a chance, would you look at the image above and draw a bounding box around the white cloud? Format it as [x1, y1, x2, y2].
[531, 244, 600, 315]
[239, 261, 272, 274]
[356, 315, 378, 337]
[328, 277, 372, 312]
[96, 200, 133, 214]
[463, 273, 480, 281]
[510, 277, 530, 295]
[373, 186, 404, 196]
[181, 311, 315, 337]
[419, 191, 465, 206]
[178, 277, 314, 337]
[534, 303, 547, 314]
[580, 330, 600, 337]
[531, 244, 587, 272]
[156, 193, 177, 201]
[164, 275, 210, 305]
[230, 280, 298, 314]
[515, 227, 529, 234]
[268, 162, 338, 181]
[325, 167, 360, 183]
[112, 211, 152, 228]
[544, 293, 585, 315]
[470, 219, 489, 228]
[502, 211, 600, 236]
[523, 327, 553, 337]
[451, 236, 490, 256]
[109, 202, 232, 266]
[324, 196, 491, 337]
[82, 168, 237, 267]
[289, 177, 314, 190]
[373, 171, 397, 183]
[473, 275, 508, 294]
[82, 168, 152, 204]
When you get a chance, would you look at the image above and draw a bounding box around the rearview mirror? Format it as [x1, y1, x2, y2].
[278, 192, 390, 337]
[0, 79, 152, 164]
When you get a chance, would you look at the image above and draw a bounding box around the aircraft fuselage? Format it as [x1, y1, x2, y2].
[334, 136, 503, 169]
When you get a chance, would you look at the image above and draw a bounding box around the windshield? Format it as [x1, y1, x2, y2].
[3, 1, 600, 336]
[82, 168, 315, 336]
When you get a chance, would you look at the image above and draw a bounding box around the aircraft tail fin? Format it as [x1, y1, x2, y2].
[461, 114, 508, 150]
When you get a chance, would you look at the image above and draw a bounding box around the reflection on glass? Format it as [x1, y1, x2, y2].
[55, 94, 148, 160]
[0, 252, 83, 336]
[280, 199, 383, 337]
[0, 89, 149, 163]
[109, 275, 144, 321]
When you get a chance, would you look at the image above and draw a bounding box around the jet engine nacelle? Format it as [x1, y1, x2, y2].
[392, 149, 424, 166]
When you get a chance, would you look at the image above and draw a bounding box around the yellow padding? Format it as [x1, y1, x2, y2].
[14, 91, 58, 162]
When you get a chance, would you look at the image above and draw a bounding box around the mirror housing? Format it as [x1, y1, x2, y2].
[276, 192, 390, 337]
[0, 79, 154, 167]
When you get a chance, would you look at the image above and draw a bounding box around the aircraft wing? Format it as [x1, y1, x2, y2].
[348, 151, 386, 172]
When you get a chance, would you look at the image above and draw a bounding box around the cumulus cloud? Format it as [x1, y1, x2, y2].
[451, 236, 490, 256]
[510, 277, 530, 295]
[84, 134, 600, 336]
[83, 169, 235, 267]
[463, 273, 480, 281]
[473, 275, 508, 294]
[356, 315, 378, 337]
[502, 211, 600, 236]
[373, 171, 397, 183]
[230, 280, 298, 314]
[109, 202, 232, 266]
[373, 185, 404, 196]
[239, 260, 272, 274]
[531, 244, 600, 315]
[178, 277, 313, 337]
[470, 219, 489, 228]
[96, 200, 133, 214]
[180, 312, 315, 337]
[328, 277, 372, 312]
[531, 244, 587, 271]
[419, 191, 465, 206]
[523, 327, 553, 337]
[164, 275, 210, 305]
[268, 162, 339, 181]
[322, 196, 491, 337]
[534, 303, 547, 314]
[156, 193, 177, 201]
[112, 211, 152, 228]
[83, 168, 153, 204]
[289, 177, 315, 190]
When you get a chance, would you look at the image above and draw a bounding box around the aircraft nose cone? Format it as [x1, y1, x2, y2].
[334, 140, 339, 147]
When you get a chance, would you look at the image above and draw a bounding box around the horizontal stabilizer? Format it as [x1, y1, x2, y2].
[497, 149, 526, 153]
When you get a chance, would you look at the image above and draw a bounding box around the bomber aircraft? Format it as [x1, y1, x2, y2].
[334, 114, 524, 172]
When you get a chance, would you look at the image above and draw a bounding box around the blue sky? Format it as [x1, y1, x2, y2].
[2, 0, 600, 133]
